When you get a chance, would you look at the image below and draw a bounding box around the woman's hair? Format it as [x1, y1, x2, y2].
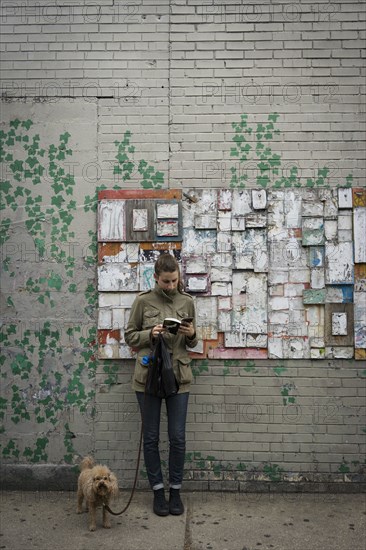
[154, 253, 183, 292]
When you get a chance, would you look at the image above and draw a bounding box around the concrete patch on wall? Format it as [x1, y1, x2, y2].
[0, 106, 98, 465]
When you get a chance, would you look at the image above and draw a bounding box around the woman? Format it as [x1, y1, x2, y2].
[125, 254, 198, 517]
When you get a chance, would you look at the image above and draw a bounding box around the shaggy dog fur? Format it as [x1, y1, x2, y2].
[77, 456, 119, 531]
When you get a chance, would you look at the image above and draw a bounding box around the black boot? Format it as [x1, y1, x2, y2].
[169, 488, 184, 515]
[153, 488, 169, 516]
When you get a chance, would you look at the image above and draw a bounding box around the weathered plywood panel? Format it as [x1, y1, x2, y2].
[156, 202, 179, 218]
[253, 230, 268, 272]
[267, 195, 285, 239]
[139, 263, 155, 291]
[186, 275, 210, 293]
[119, 293, 139, 308]
[195, 214, 217, 229]
[218, 189, 232, 210]
[211, 267, 232, 282]
[245, 213, 267, 228]
[232, 229, 267, 270]
[306, 305, 325, 339]
[217, 231, 232, 253]
[208, 346, 267, 359]
[353, 188, 366, 207]
[218, 310, 231, 332]
[98, 329, 120, 359]
[125, 200, 154, 241]
[98, 200, 126, 241]
[354, 264, 366, 292]
[183, 229, 216, 255]
[232, 271, 248, 309]
[309, 247, 324, 268]
[225, 331, 246, 348]
[218, 296, 232, 310]
[302, 217, 324, 246]
[321, 189, 338, 219]
[185, 256, 208, 274]
[338, 187, 353, 209]
[326, 347, 354, 359]
[355, 349, 366, 360]
[139, 242, 181, 263]
[156, 219, 180, 237]
[239, 273, 267, 334]
[247, 334, 268, 348]
[325, 242, 354, 284]
[211, 282, 232, 296]
[195, 297, 218, 340]
[98, 308, 112, 329]
[252, 189, 267, 210]
[325, 303, 354, 346]
[311, 268, 325, 289]
[303, 289, 326, 304]
[132, 208, 148, 231]
[98, 242, 139, 264]
[211, 252, 232, 268]
[354, 207, 366, 263]
[217, 211, 231, 232]
[354, 291, 366, 349]
[232, 189, 252, 216]
[231, 216, 246, 231]
[332, 312, 348, 336]
[324, 220, 337, 241]
[98, 189, 182, 201]
[232, 232, 253, 269]
[284, 190, 302, 228]
[302, 200, 324, 217]
[99, 293, 121, 307]
[98, 264, 139, 292]
[326, 285, 353, 303]
[338, 212, 352, 230]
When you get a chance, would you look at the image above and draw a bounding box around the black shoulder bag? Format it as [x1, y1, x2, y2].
[145, 333, 179, 398]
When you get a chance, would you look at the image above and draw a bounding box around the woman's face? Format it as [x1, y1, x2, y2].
[154, 270, 179, 292]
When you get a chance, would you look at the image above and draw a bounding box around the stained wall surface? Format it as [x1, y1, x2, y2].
[1, 0, 365, 489]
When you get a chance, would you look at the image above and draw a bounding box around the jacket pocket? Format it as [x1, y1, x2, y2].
[142, 307, 160, 330]
[177, 359, 193, 385]
[134, 354, 150, 385]
[176, 309, 190, 320]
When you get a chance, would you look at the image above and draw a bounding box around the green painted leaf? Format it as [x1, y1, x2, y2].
[21, 119, 33, 130]
[2, 181, 12, 193]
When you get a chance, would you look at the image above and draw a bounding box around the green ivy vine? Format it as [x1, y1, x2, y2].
[0, 119, 97, 463]
[229, 113, 353, 188]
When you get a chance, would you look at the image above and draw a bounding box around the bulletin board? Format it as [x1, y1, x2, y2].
[97, 188, 366, 361]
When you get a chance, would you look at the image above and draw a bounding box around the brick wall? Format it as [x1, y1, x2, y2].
[0, 0, 365, 490]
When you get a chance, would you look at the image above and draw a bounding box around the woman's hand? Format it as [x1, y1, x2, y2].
[151, 324, 165, 338]
[178, 320, 195, 338]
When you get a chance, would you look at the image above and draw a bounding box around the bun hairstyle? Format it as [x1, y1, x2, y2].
[154, 253, 183, 293]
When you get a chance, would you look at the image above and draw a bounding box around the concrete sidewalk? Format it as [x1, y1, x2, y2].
[0, 490, 365, 550]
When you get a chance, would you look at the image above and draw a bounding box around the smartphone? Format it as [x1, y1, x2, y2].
[181, 317, 194, 326]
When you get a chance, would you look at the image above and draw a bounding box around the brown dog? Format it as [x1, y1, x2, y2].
[77, 456, 119, 531]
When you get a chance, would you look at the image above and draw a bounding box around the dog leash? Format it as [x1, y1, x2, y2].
[104, 334, 157, 515]
[103, 398, 144, 516]
[104, 331, 170, 516]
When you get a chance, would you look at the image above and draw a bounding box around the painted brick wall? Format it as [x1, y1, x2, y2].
[0, 0, 365, 489]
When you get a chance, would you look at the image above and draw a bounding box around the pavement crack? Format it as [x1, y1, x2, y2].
[183, 496, 193, 550]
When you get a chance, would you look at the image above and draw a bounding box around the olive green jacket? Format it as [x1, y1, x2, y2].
[125, 285, 198, 393]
